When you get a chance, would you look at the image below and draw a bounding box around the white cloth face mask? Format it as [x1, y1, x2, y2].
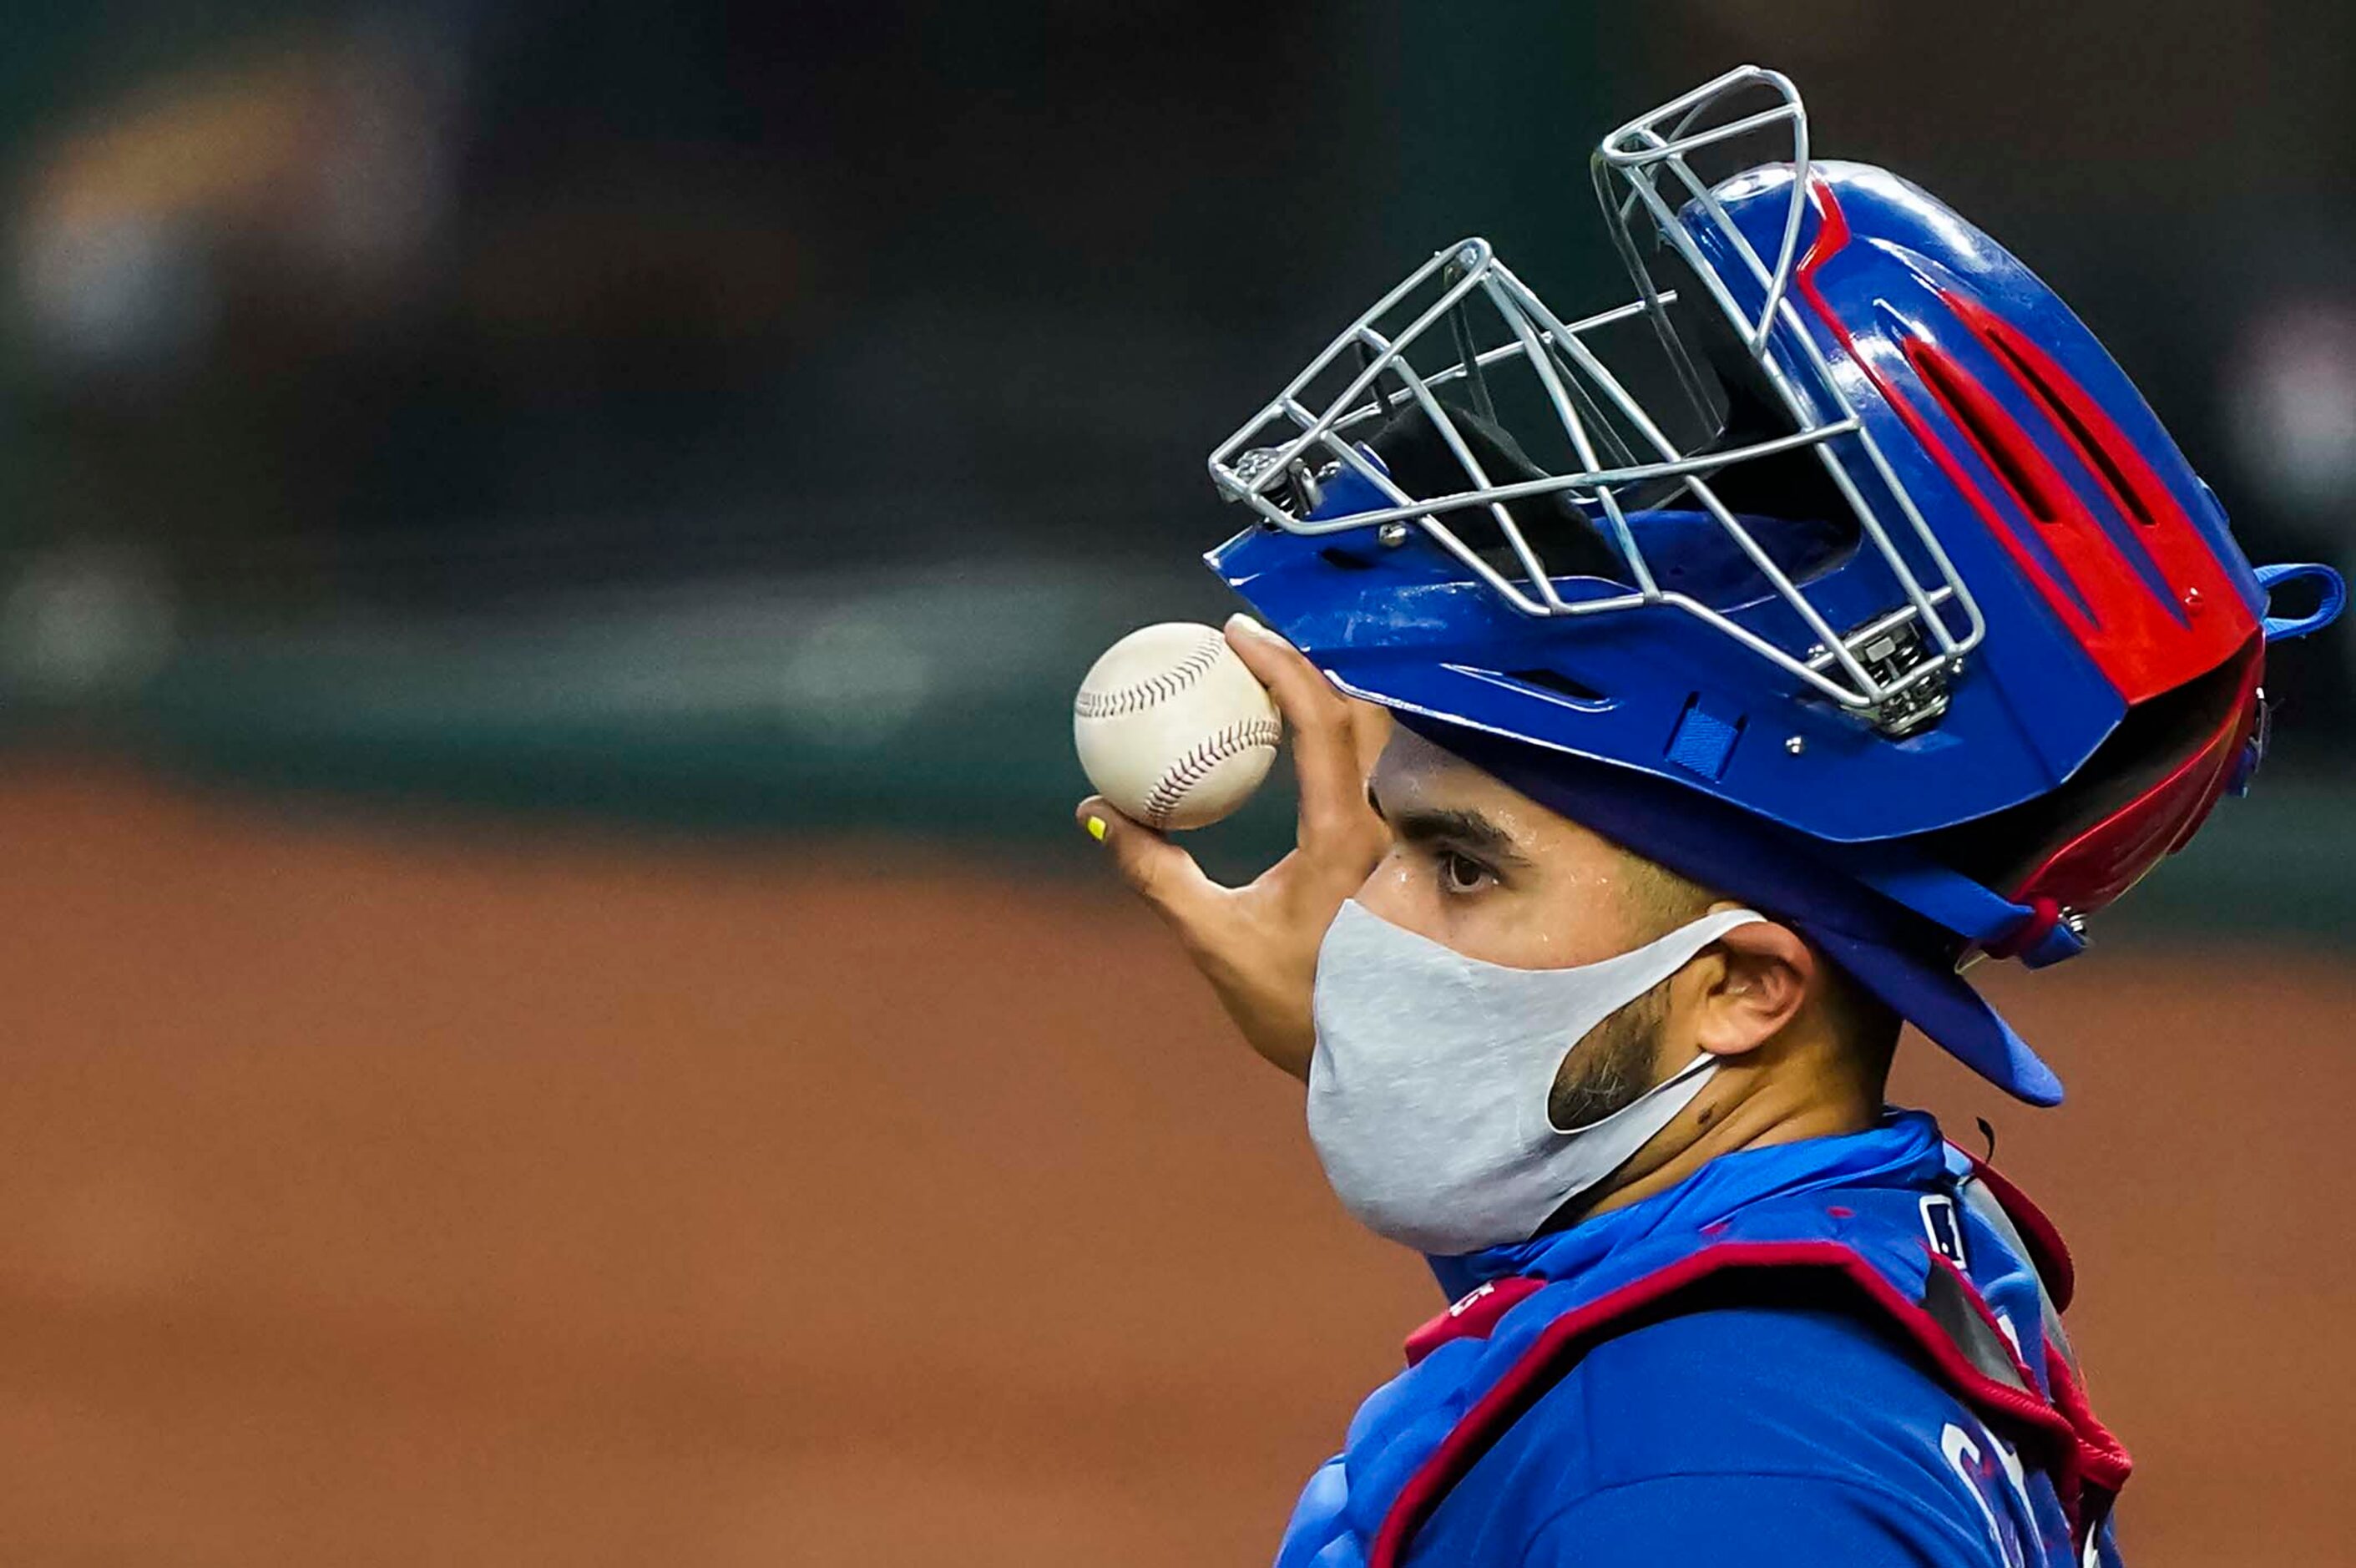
[1307, 900, 1766, 1256]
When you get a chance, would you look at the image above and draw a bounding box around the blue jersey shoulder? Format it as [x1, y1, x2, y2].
[1414, 1294, 2015, 1566]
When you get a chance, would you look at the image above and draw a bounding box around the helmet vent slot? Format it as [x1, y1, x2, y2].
[1909, 343, 2066, 529]
[1975, 329, 2156, 530]
[1504, 666, 1610, 705]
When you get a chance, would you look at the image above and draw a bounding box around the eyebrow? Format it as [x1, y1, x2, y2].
[1368, 783, 1532, 865]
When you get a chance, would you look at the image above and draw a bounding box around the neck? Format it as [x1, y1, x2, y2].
[1573, 1055, 1880, 1225]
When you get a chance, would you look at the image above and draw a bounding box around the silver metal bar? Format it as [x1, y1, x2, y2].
[1597, 63, 1784, 158]
[1657, 592, 1878, 710]
[1484, 276, 1659, 600]
[1600, 103, 1800, 169]
[1328, 290, 1679, 433]
[1208, 243, 1479, 480]
[1266, 421, 1859, 539]
[1752, 69, 1809, 342]
[1664, 465, 1881, 695]
[1807, 590, 1959, 671]
[1756, 281, 1985, 655]
[1490, 261, 1686, 463]
[1374, 332, 1561, 604]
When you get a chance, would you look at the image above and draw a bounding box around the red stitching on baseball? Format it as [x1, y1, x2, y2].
[1073, 632, 1229, 721]
[1141, 716, 1281, 827]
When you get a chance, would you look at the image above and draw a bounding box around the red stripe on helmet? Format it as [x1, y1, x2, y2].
[1792, 180, 2250, 704]
[1793, 183, 2096, 647]
[1945, 291, 2257, 693]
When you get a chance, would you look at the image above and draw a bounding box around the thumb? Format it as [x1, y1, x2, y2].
[1075, 797, 1223, 931]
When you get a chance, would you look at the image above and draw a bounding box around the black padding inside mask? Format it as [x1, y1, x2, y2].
[1363, 402, 1627, 581]
[1656, 255, 1861, 534]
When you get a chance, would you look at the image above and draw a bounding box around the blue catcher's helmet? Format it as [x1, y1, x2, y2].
[1205, 67, 2343, 1102]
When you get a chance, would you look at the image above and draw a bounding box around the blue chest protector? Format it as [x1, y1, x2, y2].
[1273, 1115, 2131, 1568]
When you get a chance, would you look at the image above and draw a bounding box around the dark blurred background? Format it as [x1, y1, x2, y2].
[3, 0, 2349, 877]
[0, 3, 2349, 1565]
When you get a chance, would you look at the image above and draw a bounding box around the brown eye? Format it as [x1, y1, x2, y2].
[1440, 851, 1494, 895]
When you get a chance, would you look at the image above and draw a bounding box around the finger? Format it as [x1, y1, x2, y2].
[1223, 615, 1382, 856]
[1345, 695, 1393, 780]
[1074, 797, 1224, 931]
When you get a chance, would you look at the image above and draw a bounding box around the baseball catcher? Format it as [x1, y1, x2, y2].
[1076, 66, 2342, 1568]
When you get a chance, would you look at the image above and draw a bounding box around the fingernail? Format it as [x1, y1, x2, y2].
[1085, 815, 1108, 842]
[1226, 611, 1272, 640]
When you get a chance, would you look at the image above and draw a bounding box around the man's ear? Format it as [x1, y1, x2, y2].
[1689, 913, 1813, 1059]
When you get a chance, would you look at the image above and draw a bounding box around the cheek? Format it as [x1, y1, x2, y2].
[1473, 886, 1633, 971]
[1356, 853, 1529, 962]
[1352, 851, 1427, 931]
[1351, 851, 1636, 971]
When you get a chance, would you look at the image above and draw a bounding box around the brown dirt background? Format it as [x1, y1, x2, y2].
[0, 763, 2348, 1566]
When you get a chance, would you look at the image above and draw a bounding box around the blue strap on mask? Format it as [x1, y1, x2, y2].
[2255, 562, 2345, 641]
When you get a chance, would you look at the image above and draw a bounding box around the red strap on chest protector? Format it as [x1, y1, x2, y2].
[1370, 1241, 2130, 1568]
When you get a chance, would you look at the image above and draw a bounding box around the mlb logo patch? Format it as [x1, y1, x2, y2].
[1920, 1194, 1969, 1268]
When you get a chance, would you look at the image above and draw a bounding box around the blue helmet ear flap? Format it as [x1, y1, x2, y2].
[2254, 562, 2345, 641]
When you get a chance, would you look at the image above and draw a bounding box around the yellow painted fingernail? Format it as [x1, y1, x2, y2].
[1085, 816, 1107, 842]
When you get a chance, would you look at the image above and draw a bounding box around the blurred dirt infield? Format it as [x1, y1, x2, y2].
[0, 764, 2348, 1567]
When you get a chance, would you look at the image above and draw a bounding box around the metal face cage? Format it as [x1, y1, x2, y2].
[1206, 65, 1984, 735]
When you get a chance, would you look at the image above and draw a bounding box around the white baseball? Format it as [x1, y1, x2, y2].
[1074, 622, 1282, 831]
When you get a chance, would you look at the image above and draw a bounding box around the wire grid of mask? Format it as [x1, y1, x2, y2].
[1209, 65, 1985, 717]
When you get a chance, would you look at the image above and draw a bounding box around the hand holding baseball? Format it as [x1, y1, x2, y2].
[1074, 615, 1391, 1081]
